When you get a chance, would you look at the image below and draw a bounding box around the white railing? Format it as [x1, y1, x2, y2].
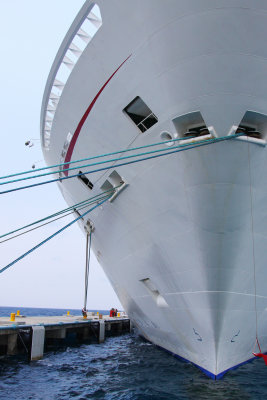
[41, 1, 102, 150]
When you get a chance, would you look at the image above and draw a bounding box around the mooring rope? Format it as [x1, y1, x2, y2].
[0, 134, 243, 196]
[84, 232, 92, 310]
[247, 136, 259, 349]
[0, 135, 196, 181]
[0, 187, 116, 240]
[0, 194, 110, 244]
[0, 196, 110, 274]
[0, 136, 209, 186]
[0, 132, 245, 275]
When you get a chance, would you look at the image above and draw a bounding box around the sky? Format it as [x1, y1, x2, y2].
[0, 0, 122, 311]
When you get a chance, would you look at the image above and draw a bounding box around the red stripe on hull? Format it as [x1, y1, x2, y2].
[63, 55, 131, 176]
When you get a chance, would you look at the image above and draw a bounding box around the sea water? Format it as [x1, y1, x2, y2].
[0, 307, 267, 399]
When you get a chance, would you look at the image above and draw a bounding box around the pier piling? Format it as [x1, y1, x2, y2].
[98, 320, 105, 343]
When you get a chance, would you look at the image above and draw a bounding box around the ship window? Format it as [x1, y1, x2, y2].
[78, 171, 93, 190]
[123, 96, 158, 132]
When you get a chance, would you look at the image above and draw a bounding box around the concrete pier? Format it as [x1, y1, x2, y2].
[0, 314, 131, 360]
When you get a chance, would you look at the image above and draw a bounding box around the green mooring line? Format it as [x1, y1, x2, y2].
[0, 196, 110, 274]
[0, 194, 111, 244]
[0, 134, 243, 196]
[0, 186, 117, 240]
[0, 135, 213, 186]
[0, 135, 196, 181]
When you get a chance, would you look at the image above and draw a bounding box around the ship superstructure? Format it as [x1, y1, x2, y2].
[41, 0, 267, 378]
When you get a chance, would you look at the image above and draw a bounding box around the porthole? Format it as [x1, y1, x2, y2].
[160, 131, 175, 146]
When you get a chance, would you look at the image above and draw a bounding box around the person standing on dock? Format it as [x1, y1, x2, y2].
[82, 307, 87, 318]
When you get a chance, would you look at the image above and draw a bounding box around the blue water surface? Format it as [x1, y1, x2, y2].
[0, 307, 267, 399]
[0, 306, 108, 318]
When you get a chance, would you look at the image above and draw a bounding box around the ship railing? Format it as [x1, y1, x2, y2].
[40, 1, 102, 151]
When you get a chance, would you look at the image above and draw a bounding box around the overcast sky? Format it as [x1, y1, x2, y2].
[0, 0, 122, 311]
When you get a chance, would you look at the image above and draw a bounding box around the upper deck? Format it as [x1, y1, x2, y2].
[40, 1, 102, 151]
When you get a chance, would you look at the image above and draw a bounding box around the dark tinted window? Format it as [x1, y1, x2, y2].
[78, 171, 93, 190]
[124, 96, 158, 132]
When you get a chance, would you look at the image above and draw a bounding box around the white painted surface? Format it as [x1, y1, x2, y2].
[99, 320, 105, 343]
[31, 326, 45, 361]
[41, 0, 267, 377]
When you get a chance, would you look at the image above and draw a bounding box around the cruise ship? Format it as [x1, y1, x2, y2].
[40, 0, 267, 379]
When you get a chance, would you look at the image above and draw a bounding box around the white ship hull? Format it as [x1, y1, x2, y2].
[41, 0, 267, 378]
